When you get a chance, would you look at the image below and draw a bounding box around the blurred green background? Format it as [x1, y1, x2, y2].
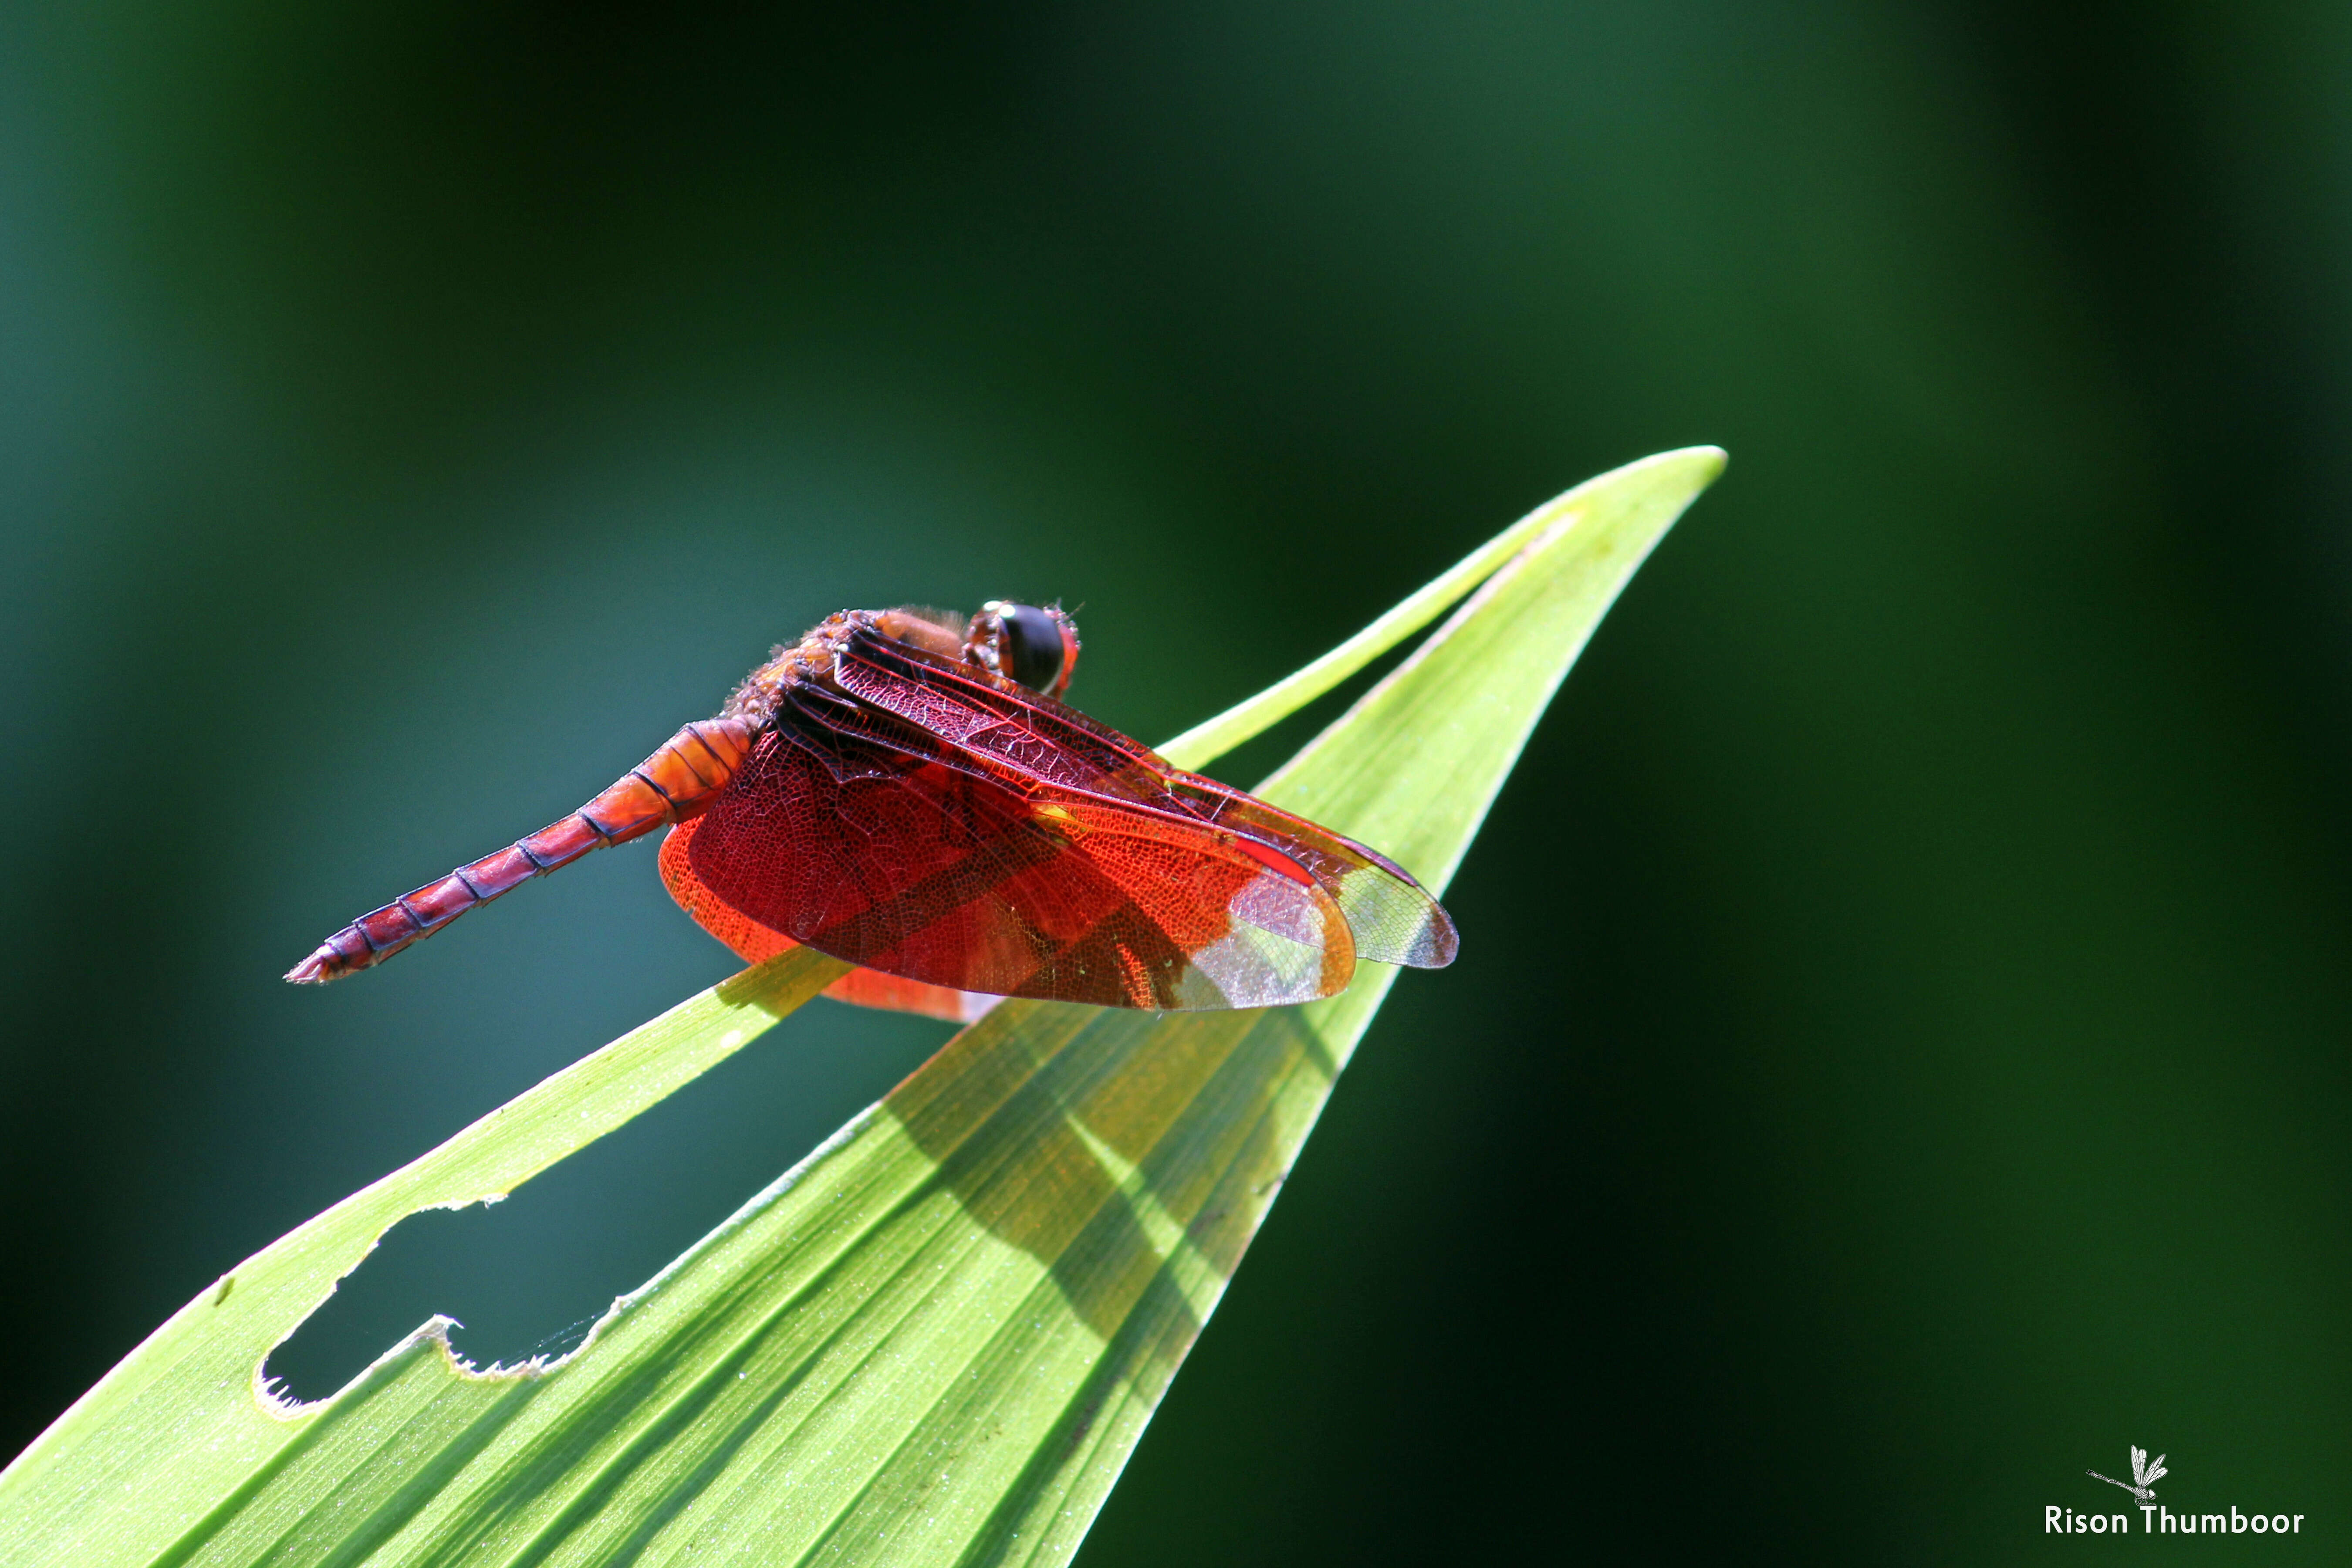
[3, 1, 2347, 1559]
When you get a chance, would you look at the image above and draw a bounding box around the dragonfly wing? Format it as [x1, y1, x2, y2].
[1165, 774, 1457, 968]
[660, 815, 800, 967]
[820, 965, 1002, 1023]
[660, 820, 999, 1022]
[681, 709, 1354, 1010]
[832, 625, 1178, 801]
[834, 624, 1456, 969]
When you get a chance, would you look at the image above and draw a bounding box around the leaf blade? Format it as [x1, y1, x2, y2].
[0, 446, 1723, 1568]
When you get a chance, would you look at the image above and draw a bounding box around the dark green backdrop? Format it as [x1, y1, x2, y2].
[2, 2, 2345, 1560]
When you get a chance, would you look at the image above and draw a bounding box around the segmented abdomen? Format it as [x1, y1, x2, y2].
[285, 718, 755, 983]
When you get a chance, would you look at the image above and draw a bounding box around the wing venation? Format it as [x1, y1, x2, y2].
[683, 702, 1355, 1010]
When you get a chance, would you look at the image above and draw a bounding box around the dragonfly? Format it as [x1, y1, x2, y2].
[288, 602, 1457, 1018]
[2087, 1446, 2166, 1505]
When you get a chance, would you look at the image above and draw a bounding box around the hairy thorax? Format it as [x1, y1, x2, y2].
[721, 609, 972, 730]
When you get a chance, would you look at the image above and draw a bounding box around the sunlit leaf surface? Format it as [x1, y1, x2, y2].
[0, 448, 1722, 1567]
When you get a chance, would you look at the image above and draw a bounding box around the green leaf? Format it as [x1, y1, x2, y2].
[0, 446, 1723, 1567]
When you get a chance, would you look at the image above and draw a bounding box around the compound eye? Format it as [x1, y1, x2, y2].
[997, 602, 1066, 692]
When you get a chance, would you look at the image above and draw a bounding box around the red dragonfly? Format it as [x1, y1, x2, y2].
[288, 602, 1456, 1017]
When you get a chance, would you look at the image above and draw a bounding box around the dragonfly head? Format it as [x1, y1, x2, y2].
[968, 602, 1080, 699]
